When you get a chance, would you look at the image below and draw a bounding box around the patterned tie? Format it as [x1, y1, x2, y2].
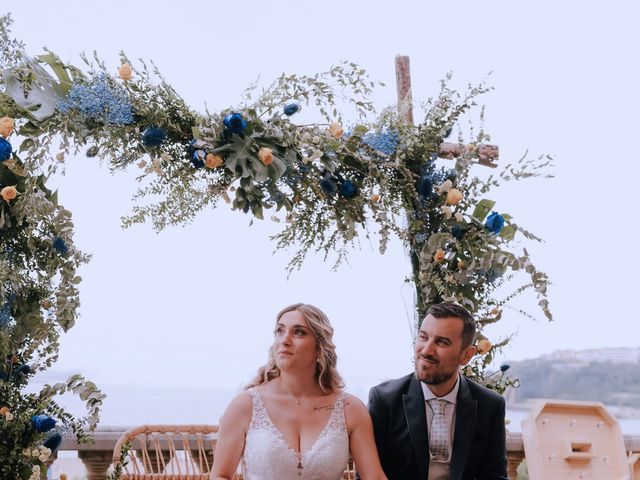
[428, 399, 449, 461]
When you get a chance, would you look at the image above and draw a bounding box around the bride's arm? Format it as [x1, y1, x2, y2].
[210, 391, 252, 480]
[344, 393, 388, 480]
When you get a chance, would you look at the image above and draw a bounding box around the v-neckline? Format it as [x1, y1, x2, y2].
[254, 390, 341, 460]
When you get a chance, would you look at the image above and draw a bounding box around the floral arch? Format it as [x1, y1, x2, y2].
[0, 14, 552, 478]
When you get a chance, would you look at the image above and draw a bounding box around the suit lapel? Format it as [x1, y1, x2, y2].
[403, 375, 429, 480]
[450, 376, 477, 480]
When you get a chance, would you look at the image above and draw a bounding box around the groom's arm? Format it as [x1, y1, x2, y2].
[478, 395, 509, 480]
[367, 386, 390, 474]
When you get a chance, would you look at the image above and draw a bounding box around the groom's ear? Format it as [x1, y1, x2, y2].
[459, 345, 476, 366]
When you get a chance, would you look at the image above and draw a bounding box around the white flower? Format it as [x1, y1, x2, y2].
[310, 149, 323, 161]
[38, 446, 51, 462]
[440, 206, 452, 219]
[4, 412, 13, 421]
[436, 179, 453, 194]
[29, 465, 40, 480]
[454, 212, 464, 222]
[31, 448, 39, 458]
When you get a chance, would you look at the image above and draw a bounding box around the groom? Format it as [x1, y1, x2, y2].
[367, 302, 508, 480]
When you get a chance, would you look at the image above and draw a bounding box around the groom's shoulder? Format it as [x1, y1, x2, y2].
[370, 372, 415, 397]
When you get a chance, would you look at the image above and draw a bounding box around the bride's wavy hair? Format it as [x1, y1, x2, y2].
[247, 303, 344, 393]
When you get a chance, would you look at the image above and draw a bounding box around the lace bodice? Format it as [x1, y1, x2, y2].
[241, 388, 349, 480]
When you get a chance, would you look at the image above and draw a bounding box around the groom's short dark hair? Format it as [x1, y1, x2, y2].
[426, 302, 476, 348]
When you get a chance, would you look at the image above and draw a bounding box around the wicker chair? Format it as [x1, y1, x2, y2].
[111, 424, 356, 479]
[111, 424, 230, 479]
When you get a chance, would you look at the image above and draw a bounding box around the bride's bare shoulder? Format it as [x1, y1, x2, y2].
[221, 390, 253, 422]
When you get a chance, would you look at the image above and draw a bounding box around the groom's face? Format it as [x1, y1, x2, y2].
[414, 314, 468, 386]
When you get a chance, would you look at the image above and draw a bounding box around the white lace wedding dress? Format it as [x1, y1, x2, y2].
[241, 388, 350, 480]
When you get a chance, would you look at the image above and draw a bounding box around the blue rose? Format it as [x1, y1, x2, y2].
[191, 150, 205, 168]
[31, 414, 56, 433]
[15, 364, 31, 375]
[416, 175, 433, 198]
[141, 126, 167, 147]
[43, 431, 63, 452]
[485, 211, 505, 234]
[320, 178, 337, 195]
[339, 180, 358, 199]
[86, 146, 99, 158]
[451, 224, 466, 240]
[283, 103, 300, 116]
[223, 113, 247, 135]
[0, 138, 12, 161]
[52, 237, 68, 256]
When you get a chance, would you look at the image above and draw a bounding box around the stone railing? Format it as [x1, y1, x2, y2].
[49, 428, 640, 479]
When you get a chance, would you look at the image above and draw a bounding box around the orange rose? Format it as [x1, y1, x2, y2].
[1, 186, 17, 201]
[118, 63, 133, 81]
[446, 188, 463, 205]
[433, 249, 446, 263]
[60, 474, 68, 480]
[477, 339, 492, 354]
[205, 153, 224, 169]
[370, 194, 380, 203]
[0, 406, 10, 416]
[257, 147, 273, 166]
[328, 122, 344, 138]
[0, 117, 15, 138]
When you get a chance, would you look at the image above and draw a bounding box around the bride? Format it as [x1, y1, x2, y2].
[211, 303, 387, 480]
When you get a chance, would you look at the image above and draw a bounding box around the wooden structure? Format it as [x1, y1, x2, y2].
[394, 55, 499, 167]
[522, 400, 632, 479]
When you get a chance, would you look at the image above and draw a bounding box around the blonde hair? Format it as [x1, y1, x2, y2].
[247, 303, 344, 393]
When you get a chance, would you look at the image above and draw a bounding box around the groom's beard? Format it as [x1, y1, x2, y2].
[415, 354, 457, 385]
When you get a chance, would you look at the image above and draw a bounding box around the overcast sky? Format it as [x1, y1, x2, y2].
[6, 1, 640, 423]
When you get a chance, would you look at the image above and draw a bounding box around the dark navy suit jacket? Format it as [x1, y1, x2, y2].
[367, 373, 509, 480]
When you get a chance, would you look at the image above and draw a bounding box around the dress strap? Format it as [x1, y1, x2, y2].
[326, 391, 347, 432]
[247, 388, 271, 430]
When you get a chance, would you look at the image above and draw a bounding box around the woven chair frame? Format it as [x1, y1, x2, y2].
[111, 424, 356, 479]
[112, 424, 225, 479]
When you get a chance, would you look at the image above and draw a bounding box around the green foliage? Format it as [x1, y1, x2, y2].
[0, 15, 104, 479]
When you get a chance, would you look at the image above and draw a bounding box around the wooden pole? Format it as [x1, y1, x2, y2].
[395, 55, 414, 126]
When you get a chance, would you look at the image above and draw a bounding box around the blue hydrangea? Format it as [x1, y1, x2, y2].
[362, 130, 399, 155]
[416, 175, 433, 198]
[57, 75, 133, 126]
